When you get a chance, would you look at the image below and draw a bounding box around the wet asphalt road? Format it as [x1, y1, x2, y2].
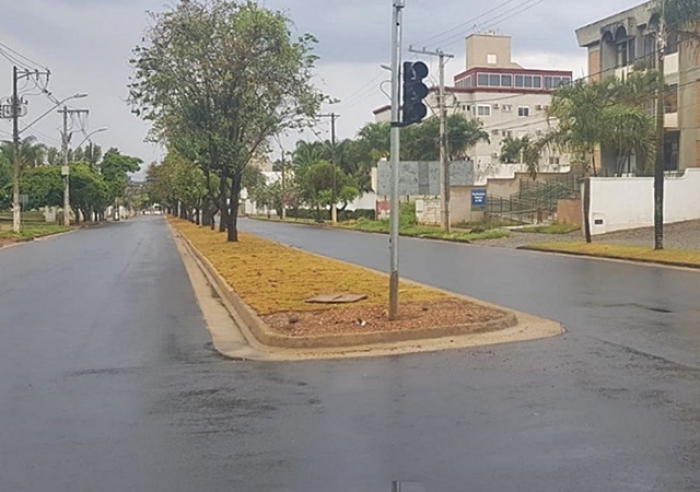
[1, 217, 700, 492]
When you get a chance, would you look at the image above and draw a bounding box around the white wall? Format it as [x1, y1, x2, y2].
[588, 169, 700, 235]
[473, 161, 570, 186]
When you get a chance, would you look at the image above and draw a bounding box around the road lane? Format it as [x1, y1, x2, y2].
[0, 216, 699, 492]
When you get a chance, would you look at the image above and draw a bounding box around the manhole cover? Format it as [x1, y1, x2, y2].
[305, 293, 368, 304]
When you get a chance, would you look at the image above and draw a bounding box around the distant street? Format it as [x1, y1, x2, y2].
[1, 216, 699, 492]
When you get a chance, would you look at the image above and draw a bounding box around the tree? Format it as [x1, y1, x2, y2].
[500, 135, 530, 164]
[100, 148, 142, 203]
[72, 147, 84, 163]
[296, 160, 359, 220]
[540, 74, 656, 242]
[129, 0, 325, 241]
[1, 136, 47, 168]
[46, 147, 60, 166]
[83, 143, 103, 171]
[69, 163, 110, 224]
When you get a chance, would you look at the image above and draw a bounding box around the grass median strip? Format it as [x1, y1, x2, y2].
[0, 223, 69, 241]
[172, 218, 512, 338]
[523, 242, 700, 267]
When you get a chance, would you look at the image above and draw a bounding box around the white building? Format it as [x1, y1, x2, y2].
[373, 33, 573, 168]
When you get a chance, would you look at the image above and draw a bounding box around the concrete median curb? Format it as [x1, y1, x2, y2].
[171, 222, 564, 360]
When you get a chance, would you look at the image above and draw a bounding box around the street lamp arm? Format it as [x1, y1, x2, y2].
[20, 93, 87, 135]
[76, 128, 107, 149]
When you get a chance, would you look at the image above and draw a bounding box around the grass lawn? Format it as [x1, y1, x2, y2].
[516, 223, 581, 234]
[172, 218, 446, 315]
[0, 223, 69, 240]
[340, 219, 510, 242]
[524, 242, 700, 267]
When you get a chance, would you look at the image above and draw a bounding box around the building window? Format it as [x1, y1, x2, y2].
[502, 104, 513, 112]
[545, 76, 572, 89]
[477, 105, 491, 116]
[515, 75, 524, 88]
[665, 84, 678, 113]
[502, 130, 513, 137]
[491, 129, 500, 137]
[533, 76, 542, 88]
[477, 73, 489, 86]
[501, 74, 512, 87]
[518, 106, 529, 117]
[465, 75, 472, 87]
[549, 156, 560, 165]
[524, 75, 533, 88]
[489, 74, 501, 86]
[616, 39, 635, 67]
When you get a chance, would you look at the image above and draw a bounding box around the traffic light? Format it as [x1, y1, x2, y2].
[402, 61, 429, 125]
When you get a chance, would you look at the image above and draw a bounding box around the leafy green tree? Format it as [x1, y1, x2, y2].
[46, 147, 60, 166]
[296, 160, 359, 220]
[500, 136, 529, 164]
[1, 136, 47, 168]
[100, 148, 142, 202]
[538, 74, 656, 242]
[69, 163, 110, 224]
[83, 143, 103, 171]
[18, 166, 63, 210]
[129, 0, 325, 241]
[72, 147, 84, 163]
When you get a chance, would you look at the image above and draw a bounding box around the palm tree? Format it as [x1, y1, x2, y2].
[540, 76, 656, 242]
[0, 136, 47, 168]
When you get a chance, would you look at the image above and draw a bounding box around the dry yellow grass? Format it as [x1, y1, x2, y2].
[527, 242, 700, 267]
[172, 219, 446, 315]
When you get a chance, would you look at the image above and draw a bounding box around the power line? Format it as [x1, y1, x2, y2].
[0, 41, 48, 70]
[413, 0, 522, 48]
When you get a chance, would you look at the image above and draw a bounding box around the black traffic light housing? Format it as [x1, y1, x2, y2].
[402, 61, 429, 126]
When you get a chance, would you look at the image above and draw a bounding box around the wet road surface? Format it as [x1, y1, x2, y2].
[1, 216, 699, 492]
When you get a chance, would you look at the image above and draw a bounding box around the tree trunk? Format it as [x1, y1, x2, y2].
[226, 174, 242, 242]
[654, 46, 665, 250]
[583, 177, 592, 243]
[74, 208, 81, 225]
[219, 173, 228, 233]
[195, 206, 201, 225]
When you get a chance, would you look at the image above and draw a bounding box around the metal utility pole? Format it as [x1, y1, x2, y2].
[318, 112, 339, 223]
[409, 47, 454, 232]
[388, 0, 404, 321]
[58, 106, 89, 226]
[11, 66, 20, 233]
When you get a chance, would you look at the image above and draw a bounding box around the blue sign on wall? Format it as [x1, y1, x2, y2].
[471, 189, 487, 207]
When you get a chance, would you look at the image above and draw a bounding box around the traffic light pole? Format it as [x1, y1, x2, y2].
[388, 0, 404, 321]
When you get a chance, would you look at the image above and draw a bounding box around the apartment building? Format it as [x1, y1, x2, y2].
[373, 33, 573, 168]
[576, 0, 700, 173]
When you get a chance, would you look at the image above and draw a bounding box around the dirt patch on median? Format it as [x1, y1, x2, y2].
[263, 298, 509, 337]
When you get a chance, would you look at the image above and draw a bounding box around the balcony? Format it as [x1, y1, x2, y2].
[664, 111, 678, 129]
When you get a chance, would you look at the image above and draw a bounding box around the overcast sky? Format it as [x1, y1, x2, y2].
[0, 0, 644, 176]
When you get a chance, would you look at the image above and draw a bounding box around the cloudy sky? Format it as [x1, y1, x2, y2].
[1, 0, 643, 176]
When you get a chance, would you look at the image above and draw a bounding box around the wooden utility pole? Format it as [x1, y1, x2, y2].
[409, 46, 454, 231]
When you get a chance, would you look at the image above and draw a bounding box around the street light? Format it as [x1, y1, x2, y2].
[12, 92, 87, 233]
[76, 127, 107, 149]
[20, 93, 87, 134]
